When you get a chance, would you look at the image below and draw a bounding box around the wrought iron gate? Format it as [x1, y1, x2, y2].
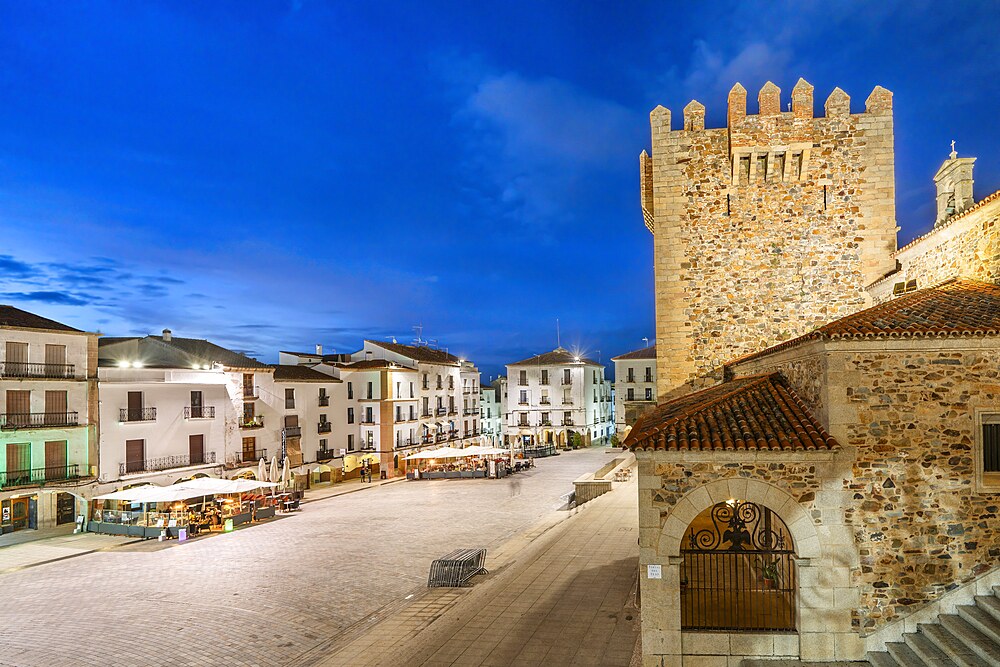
[680, 500, 796, 632]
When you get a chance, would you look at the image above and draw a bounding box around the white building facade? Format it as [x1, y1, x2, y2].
[479, 380, 503, 447]
[505, 348, 613, 453]
[611, 344, 656, 437]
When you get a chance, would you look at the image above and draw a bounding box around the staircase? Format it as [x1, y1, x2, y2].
[867, 586, 1000, 667]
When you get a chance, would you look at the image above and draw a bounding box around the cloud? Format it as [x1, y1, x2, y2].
[451, 68, 641, 228]
[682, 42, 793, 102]
[0, 255, 35, 279]
[0, 291, 89, 306]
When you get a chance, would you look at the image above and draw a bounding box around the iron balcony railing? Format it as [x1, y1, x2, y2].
[421, 410, 432, 417]
[541, 420, 552, 426]
[241, 415, 264, 429]
[448, 408, 457, 415]
[120, 407, 156, 423]
[184, 406, 216, 419]
[539, 399, 550, 405]
[318, 395, 330, 407]
[360, 418, 375, 425]
[316, 448, 336, 462]
[562, 399, 574, 405]
[463, 408, 477, 415]
[360, 444, 376, 451]
[435, 407, 447, 416]
[318, 422, 332, 434]
[436, 433, 448, 441]
[0, 361, 76, 379]
[422, 435, 434, 444]
[562, 419, 575, 426]
[241, 449, 267, 463]
[0, 412, 80, 429]
[1, 464, 82, 488]
[283, 426, 302, 438]
[120, 451, 217, 476]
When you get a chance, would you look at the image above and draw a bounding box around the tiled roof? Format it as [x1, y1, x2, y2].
[272, 365, 341, 383]
[365, 340, 463, 365]
[731, 278, 1000, 366]
[612, 344, 656, 361]
[508, 347, 601, 367]
[0, 305, 82, 333]
[624, 373, 837, 452]
[338, 359, 416, 371]
[98, 335, 270, 369]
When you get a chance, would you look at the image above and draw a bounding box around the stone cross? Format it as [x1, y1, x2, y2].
[950, 140, 957, 160]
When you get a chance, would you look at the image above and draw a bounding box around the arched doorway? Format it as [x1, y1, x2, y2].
[680, 500, 796, 631]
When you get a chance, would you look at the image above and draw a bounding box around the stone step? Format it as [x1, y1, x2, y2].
[938, 615, 998, 666]
[993, 586, 1000, 598]
[888, 641, 931, 667]
[870, 651, 902, 667]
[958, 604, 1000, 646]
[978, 595, 1000, 624]
[920, 622, 992, 667]
[905, 631, 959, 667]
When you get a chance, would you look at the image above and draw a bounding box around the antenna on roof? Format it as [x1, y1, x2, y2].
[556, 318, 561, 348]
[642, 337, 649, 348]
[412, 323, 427, 346]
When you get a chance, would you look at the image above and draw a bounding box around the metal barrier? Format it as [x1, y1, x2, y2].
[427, 548, 488, 587]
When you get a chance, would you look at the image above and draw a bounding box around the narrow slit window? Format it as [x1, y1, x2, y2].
[984, 422, 1000, 473]
[823, 185, 828, 211]
[739, 156, 751, 184]
[756, 154, 768, 182]
[792, 152, 803, 180]
[774, 153, 786, 182]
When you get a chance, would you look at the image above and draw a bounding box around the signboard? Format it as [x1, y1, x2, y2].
[1, 506, 9, 522]
[647, 564, 662, 579]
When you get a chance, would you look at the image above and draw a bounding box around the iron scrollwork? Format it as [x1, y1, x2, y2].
[686, 500, 786, 552]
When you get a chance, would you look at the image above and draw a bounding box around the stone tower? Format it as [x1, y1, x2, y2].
[933, 143, 975, 226]
[640, 79, 898, 399]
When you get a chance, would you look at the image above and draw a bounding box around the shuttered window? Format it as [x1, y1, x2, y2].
[984, 423, 1000, 473]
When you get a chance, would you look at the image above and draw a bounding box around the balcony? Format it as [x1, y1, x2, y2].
[120, 451, 217, 476]
[562, 419, 575, 426]
[448, 408, 457, 416]
[539, 399, 550, 405]
[119, 408, 157, 423]
[422, 435, 434, 444]
[518, 401, 528, 406]
[422, 410, 432, 418]
[183, 406, 216, 419]
[283, 426, 302, 438]
[435, 407, 447, 416]
[0, 361, 76, 379]
[0, 412, 80, 429]
[242, 387, 259, 400]
[562, 399, 574, 405]
[541, 420, 552, 426]
[0, 464, 82, 488]
[241, 415, 264, 429]
[316, 448, 337, 462]
[240, 449, 267, 463]
[360, 418, 375, 425]
[318, 422, 332, 434]
[463, 408, 477, 416]
[436, 432, 448, 442]
[318, 395, 330, 407]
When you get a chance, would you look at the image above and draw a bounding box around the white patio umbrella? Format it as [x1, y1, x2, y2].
[258, 458, 267, 483]
[280, 457, 290, 490]
[269, 456, 279, 485]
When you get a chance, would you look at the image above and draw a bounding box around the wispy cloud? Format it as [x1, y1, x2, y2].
[0, 291, 89, 306]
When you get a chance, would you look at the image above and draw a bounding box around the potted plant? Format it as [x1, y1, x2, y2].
[754, 557, 782, 589]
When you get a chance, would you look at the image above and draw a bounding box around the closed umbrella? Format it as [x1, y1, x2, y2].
[280, 457, 290, 491]
[269, 456, 278, 484]
[258, 458, 267, 483]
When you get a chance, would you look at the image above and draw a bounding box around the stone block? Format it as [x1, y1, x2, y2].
[799, 632, 836, 660]
[682, 632, 728, 655]
[683, 655, 729, 667]
[729, 633, 774, 656]
[835, 632, 866, 660]
[773, 634, 799, 656]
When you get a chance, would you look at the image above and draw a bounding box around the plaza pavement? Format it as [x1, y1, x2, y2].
[311, 473, 640, 667]
[0, 446, 628, 667]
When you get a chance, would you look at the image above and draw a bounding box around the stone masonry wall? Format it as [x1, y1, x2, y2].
[869, 196, 1000, 303]
[646, 81, 897, 401]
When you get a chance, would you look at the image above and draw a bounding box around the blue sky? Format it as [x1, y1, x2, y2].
[1, 1, 998, 380]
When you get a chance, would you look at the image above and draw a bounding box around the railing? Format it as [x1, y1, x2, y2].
[645, 375, 653, 383]
[562, 399, 574, 405]
[436, 383, 443, 390]
[435, 407, 447, 416]
[0, 361, 76, 379]
[563, 419, 574, 426]
[242, 386, 258, 399]
[240, 449, 267, 463]
[680, 550, 796, 631]
[539, 399, 550, 405]
[422, 410, 432, 417]
[463, 408, 477, 415]
[360, 418, 375, 425]
[625, 396, 654, 403]
[0, 412, 79, 429]
[283, 426, 302, 438]
[448, 408, 457, 415]
[241, 415, 264, 429]
[318, 395, 330, 406]
[0, 464, 82, 488]
[360, 444, 376, 451]
[120, 452, 217, 476]
[436, 433, 447, 442]
[318, 422, 332, 433]
[316, 448, 336, 462]
[184, 406, 216, 419]
[518, 401, 528, 406]
[541, 420, 552, 426]
[422, 435, 434, 444]
[120, 408, 156, 422]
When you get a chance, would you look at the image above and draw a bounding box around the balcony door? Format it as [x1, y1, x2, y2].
[44, 344, 66, 377]
[190, 391, 203, 418]
[44, 390, 67, 425]
[6, 442, 30, 480]
[6, 390, 30, 426]
[44, 440, 67, 480]
[242, 437, 257, 463]
[5, 341, 27, 376]
[189, 434, 204, 465]
[125, 439, 144, 473]
[127, 392, 143, 422]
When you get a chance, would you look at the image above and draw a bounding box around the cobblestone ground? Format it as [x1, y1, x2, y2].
[0, 447, 616, 667]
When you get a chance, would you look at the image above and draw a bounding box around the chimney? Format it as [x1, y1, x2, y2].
[162, 329, 172, 342]
[315, 344, 323, 355]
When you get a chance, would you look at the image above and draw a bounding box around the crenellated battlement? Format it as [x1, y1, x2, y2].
[658, 78, 893, 134]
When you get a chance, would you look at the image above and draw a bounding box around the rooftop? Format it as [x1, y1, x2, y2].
[611, 344, 656, 361]
[98, 334, 270, 370]
[623, 373, 837, 453]
[365, 340, 464, 366]
[508, 347, 601, 367]
[338, 358, 417, 371]
[731, 278, 1000, 367]
[272, 365, 341, 383]
[0, 305, 83, 333]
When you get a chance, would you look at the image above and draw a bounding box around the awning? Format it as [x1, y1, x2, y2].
[94, 477, 279, 502]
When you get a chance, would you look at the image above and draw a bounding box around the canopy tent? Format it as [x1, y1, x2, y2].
[94, 477, 280, 502]
[404, 446, 473, 460]
[173, 476, 279, 494]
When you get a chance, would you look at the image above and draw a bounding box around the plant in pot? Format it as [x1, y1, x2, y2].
[754, 557, 782, 589]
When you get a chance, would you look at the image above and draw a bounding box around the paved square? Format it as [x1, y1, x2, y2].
[0, 448, 617, 667]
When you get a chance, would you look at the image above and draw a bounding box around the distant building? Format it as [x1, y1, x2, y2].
[271, 364, 343, 469]
[505, 347, 613, 452]
[0, 306, 98, 533]
[479, 379, 503, 447]
[611, 344, 656, 436]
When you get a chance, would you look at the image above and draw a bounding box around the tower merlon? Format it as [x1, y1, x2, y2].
[758, 81, 781, 116]
[650, 104, 671, 135]
[791, 78, 814, 119]
[728, 82, 747, 125]
[683, 100, 706, 131]
[865, 85, 893, 114]
[825, 87, 851, 117]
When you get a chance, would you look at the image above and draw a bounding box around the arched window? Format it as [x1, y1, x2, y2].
[680, 500, 796, 631]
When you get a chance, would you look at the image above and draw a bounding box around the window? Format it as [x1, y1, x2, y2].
[422, 373, 429, 389]
[519, 370, 527, 386]
[347, 407, 355, 424]
[541, 411, 549, 424]
[366, 382, 373, 400]
[44, 390, 68, 424]
[243, 373, 254, 397]
[347, 382, 354, 399]
[242, 437, 257, 462]
[977, 412, 1000, 491]
[645, 367, 653, 383]
[627, 368, 634, 382]
[319, 438, 327, 450]
[627, 388, 635, 401]
[243, 402, 255, 424]
[519, 390, 528, 405]
[409, 382, 414, 398]
[541, 369, 548, 385]
[645, 388, 653, 401]
[563, 369, 571, 385]
[319, 413, 328, 424]
[436, 375, 442, 390]
[364, 406, 373, 423]
[285, 388, 295, 409]
[347, 434, 355, 451]
[519, 413, 528, 426]
[593, 370, 598, 383]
